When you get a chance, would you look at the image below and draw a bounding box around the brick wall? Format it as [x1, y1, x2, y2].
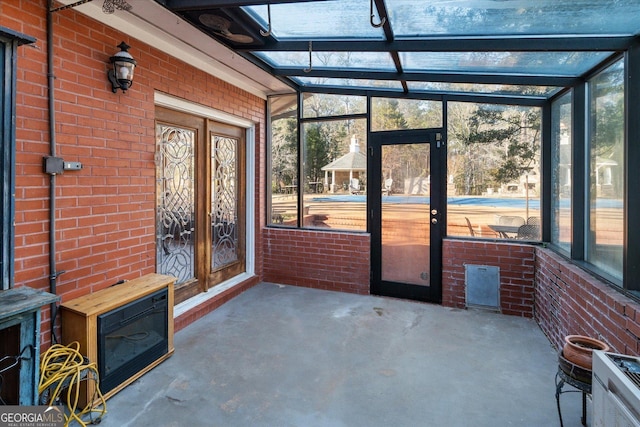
[442, 239, 536, 317]
[263, 228, 370, 295]
[535, 248, 640, 356]
[1, 2, 265, 347]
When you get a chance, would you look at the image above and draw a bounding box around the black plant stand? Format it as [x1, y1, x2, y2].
[555, 357, 592, 427]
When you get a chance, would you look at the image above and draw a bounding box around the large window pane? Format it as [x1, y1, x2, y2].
[371, 98, 443, 131]
[302, 93, 366, 118]
[551, 91, 573, 253]
[269, 94, 298, 226]
[302, 118, 367, 231]
[587, 59, 624, 282]
[447, 102, 541, 240]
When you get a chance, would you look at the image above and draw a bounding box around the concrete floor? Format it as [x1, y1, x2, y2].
[97, 283, 586, 427]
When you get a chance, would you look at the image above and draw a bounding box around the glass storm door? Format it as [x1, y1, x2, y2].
[369, 130, 444, 303]
[155, 107, 245, 304]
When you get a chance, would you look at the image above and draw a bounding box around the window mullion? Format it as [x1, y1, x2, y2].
[571, 84, 586, 261]
[625, 41, 640, 293]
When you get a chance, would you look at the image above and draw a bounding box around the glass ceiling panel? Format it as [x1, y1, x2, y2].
[407, 81, 560, 97]
[401, 51, 614, 77]
[387, 0, 640, 37]
[254, 51, 396, 71]
[294, 77, 403, 91]
[229, 0, 640, 99]
[244, 0, 386, 39]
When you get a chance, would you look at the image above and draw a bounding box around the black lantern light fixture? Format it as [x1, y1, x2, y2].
[108, 41, 136, 93]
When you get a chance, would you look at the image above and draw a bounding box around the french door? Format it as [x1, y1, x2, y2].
[155, 107, 246, 304]
[369, 129, 445, 303]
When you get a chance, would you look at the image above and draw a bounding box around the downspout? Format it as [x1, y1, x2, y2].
[46, 0, 61, 343]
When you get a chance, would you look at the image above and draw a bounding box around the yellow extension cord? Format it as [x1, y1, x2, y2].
[39, 341, 107, 426]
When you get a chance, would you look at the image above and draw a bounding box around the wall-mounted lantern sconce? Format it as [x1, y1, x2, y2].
[107, 42, 136, 93]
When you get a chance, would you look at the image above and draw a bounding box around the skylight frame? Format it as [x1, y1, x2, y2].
[165, 0, 640, 101]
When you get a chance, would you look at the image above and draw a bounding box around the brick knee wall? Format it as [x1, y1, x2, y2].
[262, 228, 370, 294]
[535, 248, 640, 355]
[442, 239, 536, 317]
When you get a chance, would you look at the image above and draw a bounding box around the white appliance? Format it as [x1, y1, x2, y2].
[593, 350, 640, 427]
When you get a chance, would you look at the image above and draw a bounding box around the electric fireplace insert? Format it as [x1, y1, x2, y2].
[97, 288, 168, 395]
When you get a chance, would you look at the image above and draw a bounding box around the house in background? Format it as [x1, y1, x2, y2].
[321, 136, 366, 193]
[1, 0, 640, 405]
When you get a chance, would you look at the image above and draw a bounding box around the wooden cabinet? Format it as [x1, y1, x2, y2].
[60, 273, 175, 406]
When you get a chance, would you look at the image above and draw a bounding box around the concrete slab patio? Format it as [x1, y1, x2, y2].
[97, 283, 586, 427]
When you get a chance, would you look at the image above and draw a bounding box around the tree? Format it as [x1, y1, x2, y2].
[271, 116, 297, 192]
[448, 103, 499, 195]
[304, 124, 330, 184]
[467, 106, 540, 187]
[372, 98, 408, 131]
[447, 103, 541, 196]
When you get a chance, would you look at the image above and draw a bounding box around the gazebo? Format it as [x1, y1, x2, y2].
[321, 136, 366, 193]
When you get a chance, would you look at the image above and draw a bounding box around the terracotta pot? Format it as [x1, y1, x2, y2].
[562, 335, 610, 370]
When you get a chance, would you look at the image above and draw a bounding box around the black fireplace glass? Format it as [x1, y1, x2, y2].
[97, 288, 168, 394]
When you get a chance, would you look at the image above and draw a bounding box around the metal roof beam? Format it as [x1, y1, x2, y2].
[247, 35, 636, 52]
[297, 85, 547, 106]
[163, 0, 326, 10]
[274, 68, 578, 87]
